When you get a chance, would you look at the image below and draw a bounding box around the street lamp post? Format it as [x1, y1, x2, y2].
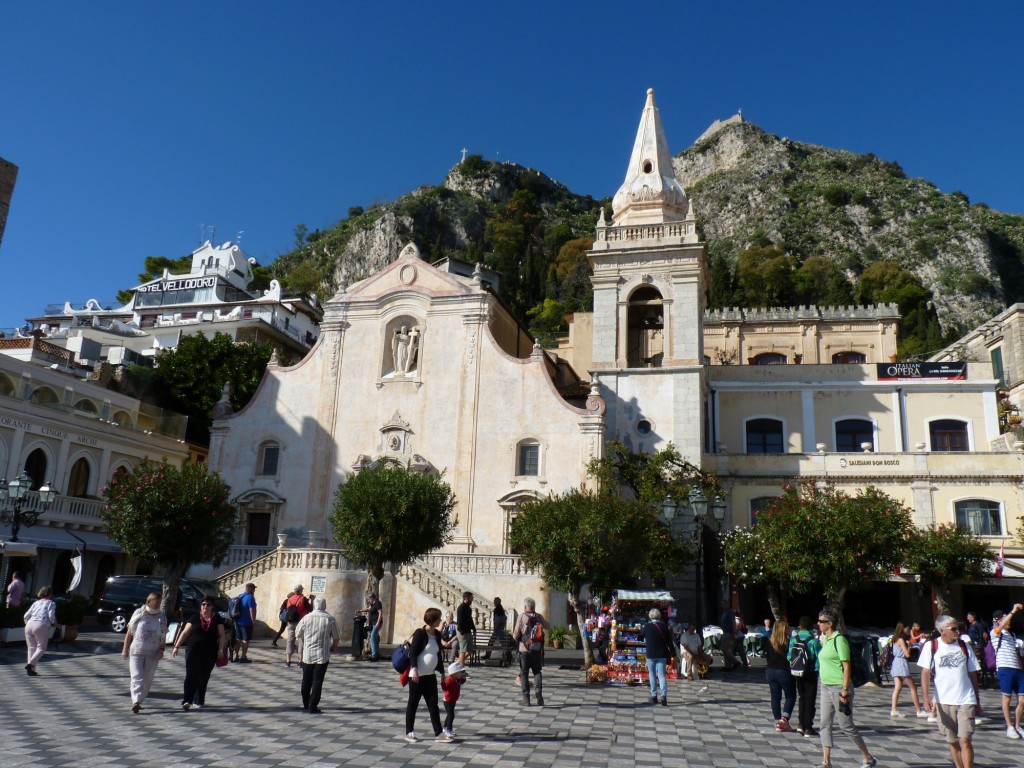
[662, 489, 728, 629]
[0, 473, 58, 541]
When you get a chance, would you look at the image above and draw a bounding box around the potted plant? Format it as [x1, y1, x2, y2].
[55, 595, 88, 642]
[548, 625, 567, 649]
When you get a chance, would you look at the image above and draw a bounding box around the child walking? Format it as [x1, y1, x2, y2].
[441, 661, 468, 738]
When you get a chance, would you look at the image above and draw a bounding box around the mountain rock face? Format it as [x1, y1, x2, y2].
[271, 121, 1024, 338]
[673, 117, 1024, 333]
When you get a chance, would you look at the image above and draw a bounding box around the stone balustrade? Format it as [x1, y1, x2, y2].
[422, 553, 538, 577]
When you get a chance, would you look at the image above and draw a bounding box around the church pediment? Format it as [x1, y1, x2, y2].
[344, 243, 478, 301]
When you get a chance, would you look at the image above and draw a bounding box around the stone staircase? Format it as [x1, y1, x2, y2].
[395, 556, 497, 631]
[216, 547, 526, 632]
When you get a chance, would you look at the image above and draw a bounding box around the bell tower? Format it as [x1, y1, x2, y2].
[589, 89, 707, 463]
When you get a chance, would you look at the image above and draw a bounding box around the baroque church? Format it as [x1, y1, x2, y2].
[208, 90, 1023, 639]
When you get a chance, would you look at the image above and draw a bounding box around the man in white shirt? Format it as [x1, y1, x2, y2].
[991, 603, 1024, 739]
[294, 597, 341, 714]
[919, 615, 982, 768]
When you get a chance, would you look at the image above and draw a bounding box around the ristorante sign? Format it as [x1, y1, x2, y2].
[876, 362, 967, 380]
[136, 276, 217, 293]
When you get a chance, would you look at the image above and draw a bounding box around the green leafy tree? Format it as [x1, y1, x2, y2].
[331, 461, 456, 600]
[588, 441, 720, 505]
[101, 460, 238, 613]
[509, 486, 690, 667]
[526, 298, 568, 346]
[151, 332, 273, 444]
[904, 524, 992, 615]
[856, 261, 946, 358]
[722, 482, 915, 625]
[793, 256, 854, 306]
[735, 243, 797, 307]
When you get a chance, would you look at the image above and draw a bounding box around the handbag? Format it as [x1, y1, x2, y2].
[279, 609, 289, 623]
[399, 665, 411, 687]
[215, 650, 229, 667]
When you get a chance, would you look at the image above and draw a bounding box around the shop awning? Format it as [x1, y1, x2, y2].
[0, 527, 122, 553]
[0, 541, 38, 557]
[614, 589, 674, 601]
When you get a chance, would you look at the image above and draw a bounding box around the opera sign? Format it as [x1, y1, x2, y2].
[876, 362, 967, 381]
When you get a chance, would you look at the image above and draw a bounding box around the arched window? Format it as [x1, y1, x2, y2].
[111, 411, 133, 427]
[30, 387, 59, 405]
[835, 419, 874, 452]
[516, 440, 540, 476]
[749, 496, 780, 526]
[752, 352, 787, 365]
[955, 499, 1002, 536]
[74, 399, 99, 415]
[746, 418, 785, 454]
[257, 441, 280, 476]
[627, 286, 665, 368]
[0, 374, 14, 398]
[68, 457, 91, 498]
[832, 351, 866, 364]
[930, 419, 969, 452]
[24, 448, 48, 490]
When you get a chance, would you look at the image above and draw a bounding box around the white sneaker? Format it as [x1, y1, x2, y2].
[1007, 726, 1022, 740]
[435, 732, 454, 742]
[890, 710, 906, 718]
[974, 716, 987, 725]
[404, 732, 418, 743]
[927, 714, 938, 723]
[915, 710, 929, 718]
[443, 728, 455, 737]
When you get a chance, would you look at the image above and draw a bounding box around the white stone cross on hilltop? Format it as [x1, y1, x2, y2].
[460, 147, 468, 163]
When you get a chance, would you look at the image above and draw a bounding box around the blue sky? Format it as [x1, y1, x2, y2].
[2, 2, 1022, 328]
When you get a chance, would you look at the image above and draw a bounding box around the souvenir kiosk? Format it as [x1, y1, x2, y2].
[606, 589, 679, 685]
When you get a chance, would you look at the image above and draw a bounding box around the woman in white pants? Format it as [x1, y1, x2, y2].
[23, 586, 60, 676]
[122, 592, 167, 714]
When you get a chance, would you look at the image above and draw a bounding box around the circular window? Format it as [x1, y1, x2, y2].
[637, 420, 652, 435]
[642, 160, 654, 174]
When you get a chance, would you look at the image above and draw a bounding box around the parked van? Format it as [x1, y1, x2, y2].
[96, 575, 231, 632]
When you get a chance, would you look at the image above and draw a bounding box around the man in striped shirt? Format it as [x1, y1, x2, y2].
[991, 603, 1024, 740]
[295, 597, 341, 714]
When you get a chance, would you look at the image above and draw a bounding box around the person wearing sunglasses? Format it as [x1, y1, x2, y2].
[173, 597, 228, 710]
[815, 607, 876, 768]
[919, 615, 982, 767]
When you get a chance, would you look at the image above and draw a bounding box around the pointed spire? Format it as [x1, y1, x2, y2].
[611, 88, 689, 226]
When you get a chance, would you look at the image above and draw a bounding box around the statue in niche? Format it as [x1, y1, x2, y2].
[391, 325, 420, 374]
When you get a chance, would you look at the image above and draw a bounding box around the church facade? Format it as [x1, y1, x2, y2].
[209, 90, 1023, 639]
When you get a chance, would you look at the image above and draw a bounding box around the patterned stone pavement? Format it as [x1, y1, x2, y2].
[2, 630, 1022, 768]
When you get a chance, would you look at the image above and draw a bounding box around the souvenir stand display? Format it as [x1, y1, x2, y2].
[606, 589, 679, 685]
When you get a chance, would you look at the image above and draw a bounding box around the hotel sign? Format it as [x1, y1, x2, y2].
[136, 276, 216, 293]
[876, 362, 967, 381]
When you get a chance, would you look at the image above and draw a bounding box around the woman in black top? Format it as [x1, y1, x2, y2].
[764, 618, 796, 731]
[405, 607, 448, 742]
[642, 608, 676, 706]
[172, 596, 227, 709]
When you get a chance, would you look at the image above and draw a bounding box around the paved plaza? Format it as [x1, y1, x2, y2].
[2, 630, 1022, 768]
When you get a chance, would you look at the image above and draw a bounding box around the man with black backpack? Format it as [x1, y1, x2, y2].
[512, 596, 549, 707]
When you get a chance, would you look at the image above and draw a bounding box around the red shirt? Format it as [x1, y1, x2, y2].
[441, 675, 464, 704]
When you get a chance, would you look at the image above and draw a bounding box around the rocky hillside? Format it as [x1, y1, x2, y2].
[675, 117, 1024, 335]
[268, 121, 1024, 349]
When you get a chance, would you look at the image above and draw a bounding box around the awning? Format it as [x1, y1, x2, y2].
[613, 589, 674, 602]
[0, 526, 122, 553]
[0, 541, 38, 557]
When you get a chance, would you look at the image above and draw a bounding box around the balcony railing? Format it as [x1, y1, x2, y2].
[10, 491, 106, 529]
